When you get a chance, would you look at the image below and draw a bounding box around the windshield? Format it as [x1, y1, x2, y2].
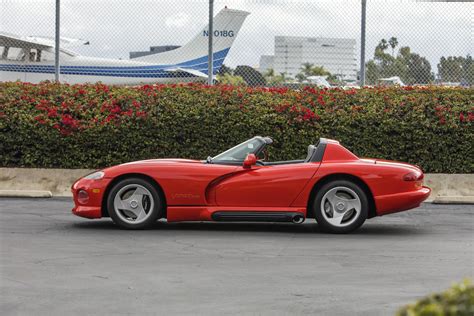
[212, 137, 265, 163]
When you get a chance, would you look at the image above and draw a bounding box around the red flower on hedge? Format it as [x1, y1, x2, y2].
[34, 115, 46, 124]
[122, 109, 133, 117]
[317, 95, 325, 106]
[132, 100, 141, 108]
[47, 108, 58, 118]
[111, 105, 121, 114]
[61, 114, 79, 129]
[105, 114, 116, 123]
[136, 111, 147, 118]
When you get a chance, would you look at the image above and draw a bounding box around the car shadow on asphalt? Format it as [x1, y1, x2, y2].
[72, 220, 424, 236]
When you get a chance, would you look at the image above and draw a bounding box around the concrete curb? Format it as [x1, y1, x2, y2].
[0, 190, 52, 198]
[0, 168, 473, 203]
[433, 196, 474, 204]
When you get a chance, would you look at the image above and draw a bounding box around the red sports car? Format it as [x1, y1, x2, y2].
[72, 137, 430, 233]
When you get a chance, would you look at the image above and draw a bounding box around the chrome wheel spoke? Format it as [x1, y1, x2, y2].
[114, 194, 133, 212]
[125, 187, 148, 203]
[134, 205, 147, 222]
[325, 190, 338, 207]
[326, 209, 346, 226]
[346, 198, 361, 213]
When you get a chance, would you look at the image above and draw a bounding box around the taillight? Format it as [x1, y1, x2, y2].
[77, 190, 89, 204]
[403, 172, 423, 181]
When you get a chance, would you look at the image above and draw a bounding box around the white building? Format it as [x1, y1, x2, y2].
[260, 36, 357, 81]
[258, 55, 274, 74]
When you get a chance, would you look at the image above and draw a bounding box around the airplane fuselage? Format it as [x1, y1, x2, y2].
[0, 55, 207, 85]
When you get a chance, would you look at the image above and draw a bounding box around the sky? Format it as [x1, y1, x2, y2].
[1, 0, 473, 74]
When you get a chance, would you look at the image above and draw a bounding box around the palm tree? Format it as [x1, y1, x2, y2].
[301, 62, 314, 76]
[377, 39, 389, 52]
[310, 65, 330, 76]
[295, 73, 306, 83]
[264, 68, 275, 78]
[388, 37, 398, 57]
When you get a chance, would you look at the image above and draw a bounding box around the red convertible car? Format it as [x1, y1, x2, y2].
[72, 137, 430, 233]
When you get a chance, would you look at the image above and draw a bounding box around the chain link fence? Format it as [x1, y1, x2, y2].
[1, 0, 472, 87]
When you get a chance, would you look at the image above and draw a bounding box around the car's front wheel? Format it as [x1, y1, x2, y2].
[107, 178, 162, 229]
[313, 180, 368, 233]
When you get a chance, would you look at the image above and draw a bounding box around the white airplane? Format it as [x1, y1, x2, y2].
[0, 8, 249, 85]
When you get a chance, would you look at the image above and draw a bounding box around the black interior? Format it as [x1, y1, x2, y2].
[257, 138, 326, 166]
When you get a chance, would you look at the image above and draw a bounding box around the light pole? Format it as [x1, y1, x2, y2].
[54, 0, 60, 82]
[360, 0, 367, 87]
[207, 0, 214, 85]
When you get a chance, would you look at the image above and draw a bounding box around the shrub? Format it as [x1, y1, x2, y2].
[397, 279, 474, 316]
[0, 81, 472, 172]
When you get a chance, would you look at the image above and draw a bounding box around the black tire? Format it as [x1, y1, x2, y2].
[107, 177, 163, 229]
[312, 180, 368, 234]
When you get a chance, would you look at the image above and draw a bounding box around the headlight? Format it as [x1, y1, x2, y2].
[84, 171, 105, 180]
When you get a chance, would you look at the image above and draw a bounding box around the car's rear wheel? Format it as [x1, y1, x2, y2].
[107, 178, 162, 229]
[313, 180, 368, 233]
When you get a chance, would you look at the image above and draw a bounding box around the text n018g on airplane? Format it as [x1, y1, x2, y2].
[0, 8, 249, 85]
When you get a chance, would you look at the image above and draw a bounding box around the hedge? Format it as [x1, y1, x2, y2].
[397, 279, 474, 316]
[0, 81, 473, 173]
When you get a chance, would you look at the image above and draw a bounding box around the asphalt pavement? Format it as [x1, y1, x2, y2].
[1, 198, 473, 316]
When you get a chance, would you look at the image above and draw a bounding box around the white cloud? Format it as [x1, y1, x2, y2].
[165, 12, 190, 28]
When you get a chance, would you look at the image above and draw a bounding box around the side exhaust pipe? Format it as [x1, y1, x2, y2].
[292, 214, 305, 224]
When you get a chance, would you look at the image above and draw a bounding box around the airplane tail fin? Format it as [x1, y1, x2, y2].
[134, 8, 249, 75]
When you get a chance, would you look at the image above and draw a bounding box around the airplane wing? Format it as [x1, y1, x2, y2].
[0, 32, 52, 50]
[0, 32, 89, 49]
[163, 67, 209, 78]
[29, 36, 90, 48]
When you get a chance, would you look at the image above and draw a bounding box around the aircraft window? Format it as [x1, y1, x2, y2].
[40, 50, 54, 62]
[3, 47, 22, 61]
[18, 49, 27, 61]
[0, 46, 6, 60]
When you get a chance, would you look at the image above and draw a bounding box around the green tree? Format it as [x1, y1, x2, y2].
[295, 73, 306, 83]
[462, 55, 474, 85]
[296, 64, 331, 83]
[216, 73, 246, 86]
[264, 68, 275, 78]
[217, 64, 233, 76]
[376, 39, 389, 52]
[301, 62, 314, 76]
[403, 51, 434, 84]
[388, 37, 398, 57]
[310, 65, 330, 76]
[366, 38, 433, 85]
[234, 65, 267, 86]
[437, 56, 472, 83]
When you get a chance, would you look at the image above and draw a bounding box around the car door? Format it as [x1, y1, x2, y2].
[215, 162, 320, 207]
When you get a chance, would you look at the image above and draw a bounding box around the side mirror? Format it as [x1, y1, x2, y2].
[243, 154, 257, 169]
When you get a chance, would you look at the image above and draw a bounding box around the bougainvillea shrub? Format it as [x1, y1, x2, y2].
[0, 81, 472, 172]
[397, 279, 474, 316]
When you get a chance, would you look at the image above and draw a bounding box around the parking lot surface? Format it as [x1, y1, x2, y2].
[1, 198, 473, 316]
